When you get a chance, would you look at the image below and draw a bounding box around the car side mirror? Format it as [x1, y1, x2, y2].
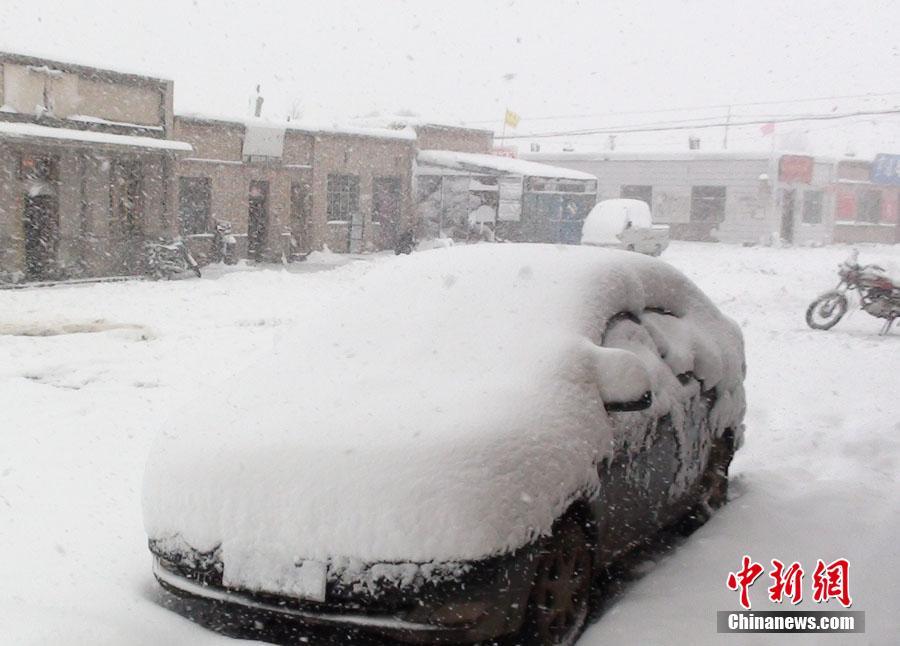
[589, 346, 654, 413]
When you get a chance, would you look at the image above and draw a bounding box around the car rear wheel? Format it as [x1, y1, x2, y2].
[676, 434, 735, 534]
[520, 517, 593, 645]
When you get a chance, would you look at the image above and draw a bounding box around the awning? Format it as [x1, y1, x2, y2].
[0, 120, 192, 152]
[417, 149, 596, 181]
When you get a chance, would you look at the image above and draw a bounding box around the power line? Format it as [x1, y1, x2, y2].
[502, 108, 900, 140]
[463, 90, 900, 125]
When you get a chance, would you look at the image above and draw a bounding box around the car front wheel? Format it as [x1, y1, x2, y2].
[519, 517, 593, 645]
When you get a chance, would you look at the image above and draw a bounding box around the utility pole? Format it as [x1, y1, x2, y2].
[722, 105, 732, 149]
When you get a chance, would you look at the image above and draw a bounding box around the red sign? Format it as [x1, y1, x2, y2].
[779, 155, 814, 184]
[492, 146, 518, 158]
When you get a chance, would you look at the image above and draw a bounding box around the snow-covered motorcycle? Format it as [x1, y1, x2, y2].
[806, 250, 899, 335]
[145, 237, 202, 280]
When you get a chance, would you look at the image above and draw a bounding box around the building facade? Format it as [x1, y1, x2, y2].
[526, 151, 837, 245]
[832, 158, 900, 244]
[174, 115, 418, 259]
[0, 52, 189, 283]
[415, 150, 598, 244]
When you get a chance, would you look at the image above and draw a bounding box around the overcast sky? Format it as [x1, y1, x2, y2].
[2, 0, 898, 155]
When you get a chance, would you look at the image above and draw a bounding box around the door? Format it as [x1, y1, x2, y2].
[247, 180, 269, 261]
[373, 176, 401, 250]
[23, 194, 58, 281]
[110, 159, 145, 274]
[781, 188, 796, 243]
[348, 210, 365, 253]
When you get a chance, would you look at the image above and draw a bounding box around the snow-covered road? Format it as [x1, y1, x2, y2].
[1, 242, 898, 645]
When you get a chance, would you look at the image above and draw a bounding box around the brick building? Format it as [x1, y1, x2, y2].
[0, 52, 190, 282]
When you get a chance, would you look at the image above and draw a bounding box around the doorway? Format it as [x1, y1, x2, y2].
[373, 176, 401, 250]
[248, 180, 269, 261]
[781, 188, 796, 243]
[110, 158, 145, 274]
[23, 193, 59, 281]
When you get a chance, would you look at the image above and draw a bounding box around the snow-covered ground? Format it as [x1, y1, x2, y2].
[1, 242, 898, 645]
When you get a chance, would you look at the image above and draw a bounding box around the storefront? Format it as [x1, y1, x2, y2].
[0, 52, 189, 283]
[415, 150, 598, 244]
[832, 156, 900, 244]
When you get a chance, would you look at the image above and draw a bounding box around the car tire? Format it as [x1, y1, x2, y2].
[676, 433, 735, 535]
[518, 517, 593, 646]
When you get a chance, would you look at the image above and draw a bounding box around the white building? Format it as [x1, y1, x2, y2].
[525, 151, 835, 245]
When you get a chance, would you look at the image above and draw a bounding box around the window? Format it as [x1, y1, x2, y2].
[690, 186, 726, 223]
[326, 174, 360, 222]
[802, 190, 824, 224]
[178, 177, 212, 235]
[857, 189, 882, 224]
[621, 184, 652, 206]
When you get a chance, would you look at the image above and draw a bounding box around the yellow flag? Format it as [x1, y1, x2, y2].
[504, 109, 520, 128]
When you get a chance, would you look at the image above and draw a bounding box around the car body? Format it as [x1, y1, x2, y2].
[581, 198, 671, 256]
[144, 244, 745, 644]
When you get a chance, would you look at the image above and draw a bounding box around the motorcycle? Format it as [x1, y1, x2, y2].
[806, 250, 899, 335]
[145, 237, 202, 280]
[212, 219, 238, 265]
[395, 229, 416, 255]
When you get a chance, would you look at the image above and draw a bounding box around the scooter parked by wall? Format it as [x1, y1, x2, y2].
[145, 238, 201, 280]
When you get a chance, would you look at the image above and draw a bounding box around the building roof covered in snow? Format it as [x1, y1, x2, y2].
[0, 120, 191, 152]
[177, 113, 417, 142]
[417, 149, 598, 181]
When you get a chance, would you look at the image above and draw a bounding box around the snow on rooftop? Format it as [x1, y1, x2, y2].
[178, 112, 416, 142]
[417, 149, 598, 180]
[143, 244, 745, 597]
[0, 120, 191, 151]
[352, 113, 494, 134]
[525, 150, 840, 164]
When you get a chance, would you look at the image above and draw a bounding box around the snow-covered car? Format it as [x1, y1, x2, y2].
[143, 244, 745, 645]
[581, 198, 671, 256]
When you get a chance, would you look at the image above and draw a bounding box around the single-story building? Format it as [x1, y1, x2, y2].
[832, 157, 900, 244]
[0, 52, 190, 283]
[415, 150, 599, 244]
[174, 114, 419, 259]
[525, 151, 836, 245]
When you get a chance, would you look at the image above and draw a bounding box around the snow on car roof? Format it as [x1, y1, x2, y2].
[582, 199, 654, 245]
[417, 149, 598, 181]
[143, 244, 744, 596]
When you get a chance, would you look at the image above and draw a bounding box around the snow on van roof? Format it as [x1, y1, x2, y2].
[582, 199, 654, 245]
[417, 149, 598, 180]
[143, 244, 744, 596]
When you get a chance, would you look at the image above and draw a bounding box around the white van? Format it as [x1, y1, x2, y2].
[581, 198, 670, 256]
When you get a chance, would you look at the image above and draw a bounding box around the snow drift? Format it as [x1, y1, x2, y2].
[142, 244, 745, 597]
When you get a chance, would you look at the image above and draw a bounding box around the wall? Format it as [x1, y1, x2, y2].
[832, 160, 900, 244]
[0, 56, 169, 131]
[526, 155, 836, 245]
[174, 118, 316, 260]
[0, 141, 172, 281]
[310, 133, 415, 253]
[416, 125, 493, 154]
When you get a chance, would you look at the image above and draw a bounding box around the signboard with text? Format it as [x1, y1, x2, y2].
[871, 153, 900, 186]
[779, 155, 814, 184]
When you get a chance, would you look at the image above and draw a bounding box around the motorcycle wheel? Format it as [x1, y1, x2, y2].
[805, 292, 848, 330]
